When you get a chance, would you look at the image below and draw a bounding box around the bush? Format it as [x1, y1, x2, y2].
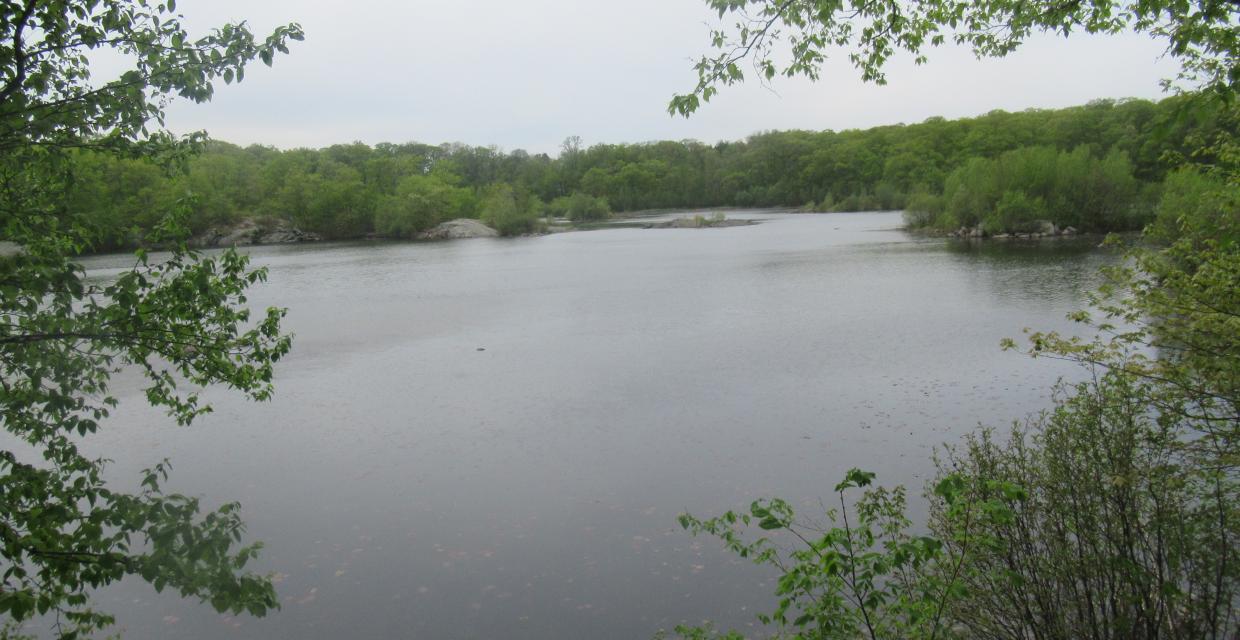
[1150, 168, 1240, 247]
[372, 174, 474, 238]
[480, 183, 541, 236]
[834, 190, 882, 212]
[674, 469, 1011, 640]
[932, 371, 1237, 639]
[934, 146, 1146, 234]
[984, 189, 1045, 234]
[903, 191, 944, 228]
[874, 181, 906, 210]
[549, 191, 611, 222]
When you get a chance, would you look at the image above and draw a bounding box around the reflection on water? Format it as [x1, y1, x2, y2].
[27, 212, 1115, 639]
[941, 237, 1116, 310]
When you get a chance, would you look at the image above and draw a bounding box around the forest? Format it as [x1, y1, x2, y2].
[65, 93, 1235, 249]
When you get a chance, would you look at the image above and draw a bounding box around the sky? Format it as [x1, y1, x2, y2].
[154, 0, 1184, 155]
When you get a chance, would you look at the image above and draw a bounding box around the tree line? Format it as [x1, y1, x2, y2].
[63, 93, 1233, 249]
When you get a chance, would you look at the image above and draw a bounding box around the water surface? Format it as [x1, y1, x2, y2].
[48, 211, 1113, 638]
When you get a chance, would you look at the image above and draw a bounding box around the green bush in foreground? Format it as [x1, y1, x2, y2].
[673, 469, 1020, 640]
[934, 373, 1236, 639]
[673, 362, 1237, 639]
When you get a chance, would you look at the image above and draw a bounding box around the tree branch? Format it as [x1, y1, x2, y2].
[0, 0, 39, 106]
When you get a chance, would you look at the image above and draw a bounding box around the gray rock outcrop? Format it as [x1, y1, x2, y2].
[416, 219, 500, 240]
[195, 219, 321, 248]
[648, 216, 755, 229]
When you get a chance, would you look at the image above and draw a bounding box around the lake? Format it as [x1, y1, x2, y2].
[57, 210, 1113, 638]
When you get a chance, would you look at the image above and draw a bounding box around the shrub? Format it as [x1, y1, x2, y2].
[1150, 168, 1240, 247]
[903, 191, 944, 228]
[984, 189, 1045, 234]
[480, 183, 541, 236]
[936, 146, 1145, 234]
[673, 469, 1013, 640]
[559, 191, 611, 222]
[372, 174, 474, 238]
[932, 371, 1237, 639]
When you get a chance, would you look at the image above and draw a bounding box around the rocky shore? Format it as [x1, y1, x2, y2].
[947, 220, 1080, 240]
[644, 214, 756, 229]
[193, 218, 322, 248]
[415, 219, 500, 240]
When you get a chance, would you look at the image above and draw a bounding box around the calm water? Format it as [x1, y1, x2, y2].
[46, 211, 1113, 638]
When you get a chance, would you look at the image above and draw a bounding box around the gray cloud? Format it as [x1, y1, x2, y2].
[160, 0, 1182, 154]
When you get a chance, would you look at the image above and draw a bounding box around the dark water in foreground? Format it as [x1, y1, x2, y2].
[44, 211, 1112, 638]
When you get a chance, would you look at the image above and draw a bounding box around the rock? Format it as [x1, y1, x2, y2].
[969, 227, 984, 238]
[194, 218, 320, 248]
[666, 217, 702, 228]
[1063, 226, 1078, 236]
[217, 220, 260, 246]
[416, 218, 500, 240]
[1034, 220, 1058, 235]
[258, 225, 321, 244]
[649, 215, 755, 229]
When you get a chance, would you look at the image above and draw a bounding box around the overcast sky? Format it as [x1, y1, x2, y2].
[157, 0, 1182, 155]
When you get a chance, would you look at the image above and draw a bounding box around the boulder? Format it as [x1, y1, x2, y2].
[1034, 220, 1058, 235]
[1062, 226, 1078, 236]
[195, 218, 320, 247]
[258, 225, 321, 244]
[217, 220, 260, 246]
[653, 215, 754, 229]
[417, 218, 500, 240]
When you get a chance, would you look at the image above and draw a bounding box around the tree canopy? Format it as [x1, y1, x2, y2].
[0, 1, 301, 636]
[46, 94, 1236, 247]
[669, 0, 1240, 116]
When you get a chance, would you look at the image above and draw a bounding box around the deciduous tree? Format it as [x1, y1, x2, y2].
[0, 1, 301, 636]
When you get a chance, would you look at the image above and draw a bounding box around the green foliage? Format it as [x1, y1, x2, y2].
[670, 0, 1239, 117]
[927, 145, 1144, 234]
[987, 189, 1045, 234]
[1150, 167, 1240, 247]
[373, 174, 475, 238]
[548, 192, 611, 222]
[902, 190, 943, 228]
[479, 183, 541, 236]
[961, 198, 1240, 637]
[967, 220, 1240, 640]
[675, 469, 1019, 640]
[932, 371, 1237, 639]
[0, 1, 301, 636]
[45, 95, 1229, 247]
